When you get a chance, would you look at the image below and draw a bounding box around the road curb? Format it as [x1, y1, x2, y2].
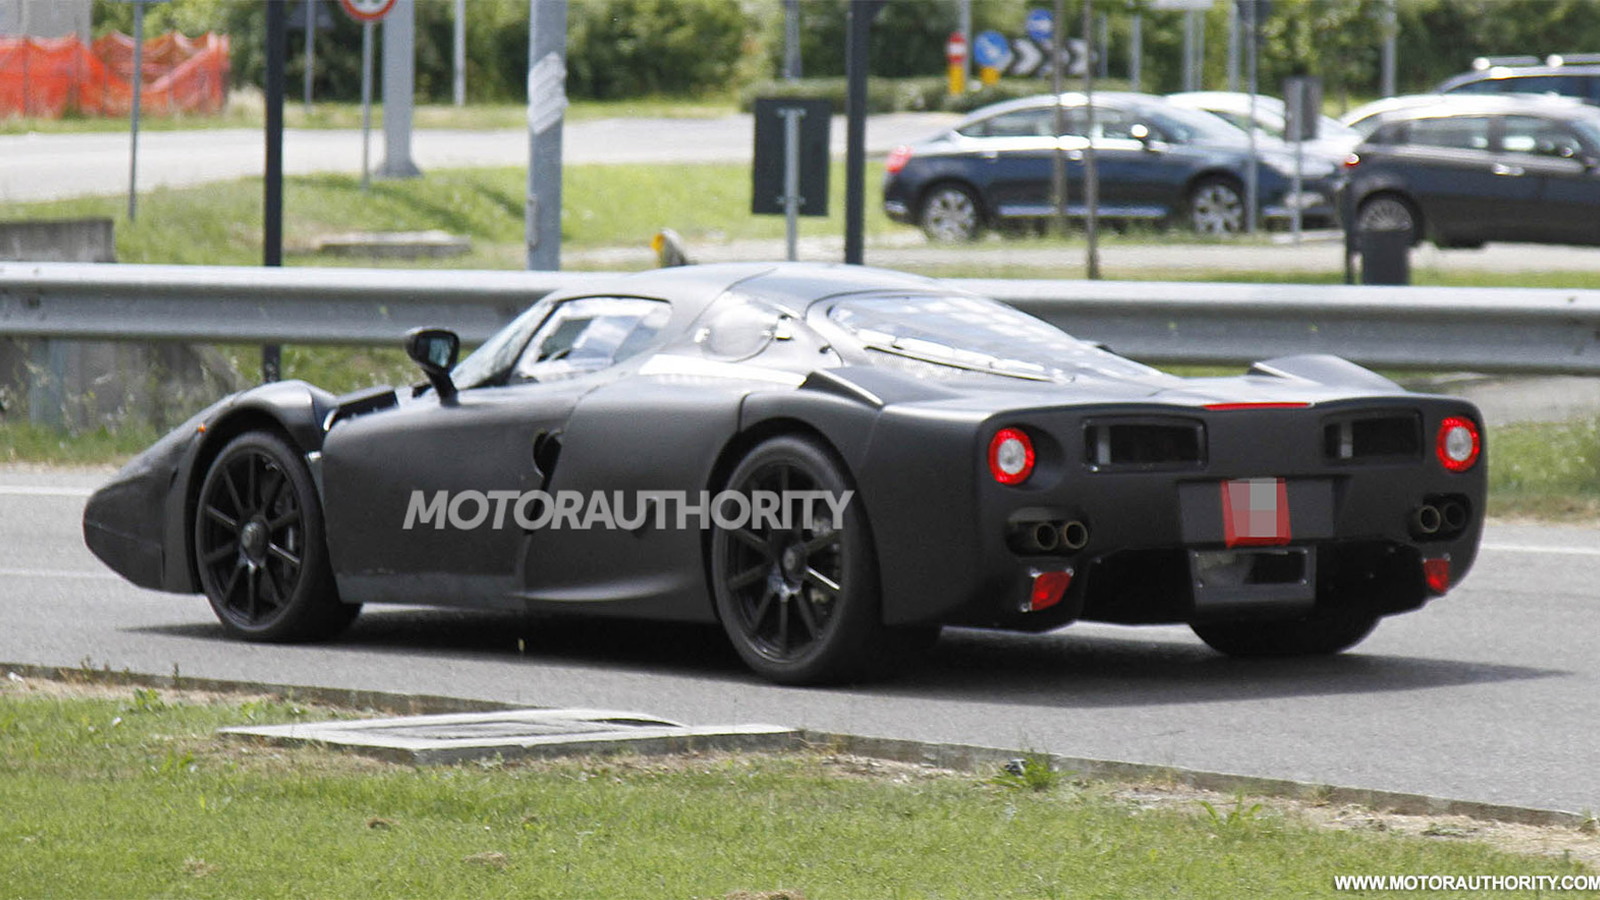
[4, 662, 1586, 830]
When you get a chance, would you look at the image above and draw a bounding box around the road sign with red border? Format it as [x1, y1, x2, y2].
[338, 0, 397, 23]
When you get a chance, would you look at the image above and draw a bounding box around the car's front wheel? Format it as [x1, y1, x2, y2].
[193, 431, 358, 642]
[1187, 177, 1245, 234]
[919, 183, 984, 242]
[1190, 606, 1379, 657]
[710, 435, 886, 685]
[1355, 194, 1419, 245]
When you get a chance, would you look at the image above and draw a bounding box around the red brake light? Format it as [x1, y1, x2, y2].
[1435, 416, 1481, 472]
[1423, 555, 1451, 594]
[1027, 569, 1074, 612]
[1343, 152, 1361, 168]
[1203, 402, 1310, 411]
[885, 144, 914, 175]
[988, 427, 1035, 485]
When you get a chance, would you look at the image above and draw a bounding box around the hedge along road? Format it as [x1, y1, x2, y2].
[0, 113, 959, 204]
[3, 465, 1600, 817]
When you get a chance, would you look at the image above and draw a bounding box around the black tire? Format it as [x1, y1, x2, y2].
[710, 435, 886, 685]
[1190, 606, 1379, 658]
[919, 183, 984, 243]
[1355, 194, 1420, 246]
[1187, 176, 1245, 235]
[193, 431, 358, 642]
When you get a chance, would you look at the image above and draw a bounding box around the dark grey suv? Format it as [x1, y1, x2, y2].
[1342, 96, 1600, 248]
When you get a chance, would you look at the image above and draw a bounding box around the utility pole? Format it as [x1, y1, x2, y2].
[263, 0, 286, 383]
[1050, 0, 1067, 238]
[1083, 0, 1100, 280]
[525, 0, 568, 270]
[453, 0, 466, 106]
[843, 0, 883, 265]
[378, 0, 420, 178]
[1380, 0, 1397, 97]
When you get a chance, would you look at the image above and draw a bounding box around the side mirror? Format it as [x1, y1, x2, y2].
[404, 327, 460, 402]
[1130, 123, 1159, 152]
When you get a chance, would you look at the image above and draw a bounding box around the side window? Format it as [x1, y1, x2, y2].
[960, 108, 1054, 138]
[511, 297, 669, 383]
[1406, 116, 1491, 151]
[1501, 115, 1585, 158]
[1094, 108, 1137, 139]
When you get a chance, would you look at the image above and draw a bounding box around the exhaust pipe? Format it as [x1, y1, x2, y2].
[1439, 499, 1468, 533]
[1010, 521, 1061, 554]
[1410, 504, 1442, 536]
[1060, 520, 1090, 551]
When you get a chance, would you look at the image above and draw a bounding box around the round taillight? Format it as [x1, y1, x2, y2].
[1436, 416, 1481, 472]
[988, 427, 1035, 485]
[885, 144, 914, 175]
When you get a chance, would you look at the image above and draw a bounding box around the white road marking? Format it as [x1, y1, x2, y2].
[1480, 543, 1600, 558]
[0, 486, 94, 498]
[0, 567, 120, 580]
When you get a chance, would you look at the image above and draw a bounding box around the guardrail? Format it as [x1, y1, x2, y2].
[4, 261, 1600, 374]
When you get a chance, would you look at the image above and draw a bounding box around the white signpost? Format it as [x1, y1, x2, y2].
[337, 0, 396, 189]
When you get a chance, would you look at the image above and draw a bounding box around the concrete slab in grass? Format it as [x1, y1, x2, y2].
[221, 708, 800, 765]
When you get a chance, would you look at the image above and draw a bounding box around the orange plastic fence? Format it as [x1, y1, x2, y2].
[0, 32, 229, 118]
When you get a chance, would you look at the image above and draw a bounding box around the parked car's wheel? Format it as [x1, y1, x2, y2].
[1355, 194, 1419, 244]
[193, 431, 358, 642]
[919, 183, 984, 242]
[1190, 606, 1379, 657]
[1187, 177, 1245, 234]
[711, 434, 886, 684]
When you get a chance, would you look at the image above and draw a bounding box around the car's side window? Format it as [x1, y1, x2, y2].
[510, 297, 669, 384]
[1405, 116, 1492, 151]
[961, 108, 1055, 138]
[1501, 115, 1586, 159]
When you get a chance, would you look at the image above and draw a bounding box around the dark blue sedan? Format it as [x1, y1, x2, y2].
[883, 91, 1340, 241]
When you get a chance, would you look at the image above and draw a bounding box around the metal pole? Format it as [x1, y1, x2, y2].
[1227, 0, 1240, 92]
[1182, 9, 1196, 92]
[1292, 121, 1303, 242]
[1380, 0, 1397, 97]
[379, 0, 420, 178]
[1050, 0, 1067, 238]
[1130, 13, 1142, 92]
[1245, 0, 1259, 235]
[781, 107, 803, 261]
[303, 0, 315, 114]
[959, 0, 972, 84]
[127, 2, 144, 223]
[843, 0, 881, 265]
[525, 0, 568, 271]
[783, 0, 801, 80]
[264, 0, 286, 383]
[1083, 0, 1099, 280]
[360, 20, 373, 191]
[453, 0, 466, 106]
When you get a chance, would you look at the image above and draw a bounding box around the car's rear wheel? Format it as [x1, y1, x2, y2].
[193, 431, 358, 642]
[1187, 177, 1245, 234]
[919, 183, 983, 242]
[710, 435, 886, 685]
[1355, 194, 1419, 245]
[1190, 606, 1379, 657]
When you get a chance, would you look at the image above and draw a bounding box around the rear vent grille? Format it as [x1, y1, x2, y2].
[1084, 419, 1205, 471]
[1323, 413, 1420, 462]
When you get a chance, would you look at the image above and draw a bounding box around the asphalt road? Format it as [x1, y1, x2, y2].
[0, 113, 959, 204]
[4, 465, 1598, 815]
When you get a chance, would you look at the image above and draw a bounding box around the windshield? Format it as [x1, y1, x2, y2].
[824, 292, 1166, 383]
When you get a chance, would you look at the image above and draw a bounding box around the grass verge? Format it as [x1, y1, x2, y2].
[1, 677, 1593, 899]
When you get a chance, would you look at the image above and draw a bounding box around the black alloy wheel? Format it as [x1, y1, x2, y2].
[711, 435, 884, 684]
[193, 431, 357, 642]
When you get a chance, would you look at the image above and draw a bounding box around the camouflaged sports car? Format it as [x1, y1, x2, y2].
[84, 263, 1486, 684]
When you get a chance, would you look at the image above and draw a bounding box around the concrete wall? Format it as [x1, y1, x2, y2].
[0, 0, 92, 40]
[0, 218, 244, 431]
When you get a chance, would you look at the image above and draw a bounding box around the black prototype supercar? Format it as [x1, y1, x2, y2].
[85, 263, 1486, 684]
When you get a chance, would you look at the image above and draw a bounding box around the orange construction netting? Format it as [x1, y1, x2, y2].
[0, 32, 230, 118]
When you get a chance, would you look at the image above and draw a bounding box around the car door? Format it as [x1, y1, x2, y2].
[1073, 105, 1177, 220]
[960, 106, 1071, 219]
[1386, 115, 1533, 244]
[1499, 113, 1600, 246]
[321, 296, 671, 608]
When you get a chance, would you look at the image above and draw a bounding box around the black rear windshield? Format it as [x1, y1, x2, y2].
[824, 292, 1165, 383]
